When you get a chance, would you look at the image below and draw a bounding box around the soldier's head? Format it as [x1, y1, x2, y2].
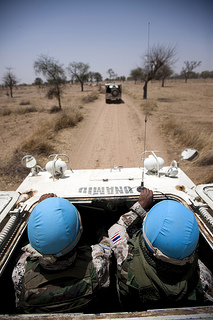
[28, 197, 83, 257]
[142, 200, 199, 264]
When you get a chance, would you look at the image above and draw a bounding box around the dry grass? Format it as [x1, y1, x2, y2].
[162, 117, 213, 167]
[11, 108, 82, 160]
[0, 80, 212, 188]
[140, 100, 158, 115]
[0, 84, 92, 187]
[81, 91, 99, 103]
[0, 105, 38, 115]
[54, 110, 83, 132]
[19, 100, 31, 105]
[125, 79, 213, 184]
[0, 109, 84, 183]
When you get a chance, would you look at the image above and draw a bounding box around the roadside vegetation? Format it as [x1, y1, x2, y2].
[0, 79, 212, 189]
[125, 79, 213, 184]
[0, 85, 100, 188]
[0, 107, 84, 183]
[161, 117, 213, 183]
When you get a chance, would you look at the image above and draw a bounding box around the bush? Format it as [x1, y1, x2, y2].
[49, 105, 62, 113]
[0, 150, 30, 179]
[16, 106, 38, 114]
[54, 111, 83, 132]
[0, 107, 11, 116]
[81, 92, 99, 103]
[19, 100, 31, 105]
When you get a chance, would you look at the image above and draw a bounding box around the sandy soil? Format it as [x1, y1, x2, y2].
[0, 90, 172, 191]
[0, 80, 212, 190]
[55, 94, 172, 171]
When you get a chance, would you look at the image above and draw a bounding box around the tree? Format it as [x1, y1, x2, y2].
[107, 69, 115, 81]
[33, 77, 43, 87]
[2, 68, 19, 97]
[130, 68, 143, 84]
[201, 70, 213, 79]
[141, 44, 177, 99]
[67, 62, 90, 92]
[34, 54, 66, 110]
[181, 61, 201, 83]
[120, 76, 126, 82]
[93, 72, 103, 83]
[155, 64, 173, 87]
[88, 72, 94, 83]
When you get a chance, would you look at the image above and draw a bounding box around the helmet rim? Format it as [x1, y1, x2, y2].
[143, 200, 199, 261]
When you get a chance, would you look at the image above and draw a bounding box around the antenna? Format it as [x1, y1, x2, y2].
[137, 22, 150, 193]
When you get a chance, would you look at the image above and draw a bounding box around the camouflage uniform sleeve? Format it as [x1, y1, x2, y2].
[12, 251, 30, 308]
[117, 201, 147, 228]
[91, 237, 112, 288]
[198, 259, 213, 302]
[108, 202, 147, 270]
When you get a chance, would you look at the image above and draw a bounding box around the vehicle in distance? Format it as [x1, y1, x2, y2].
[105, 83, 122, 103]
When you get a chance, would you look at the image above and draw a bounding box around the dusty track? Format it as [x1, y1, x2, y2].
[0, 89, 172, 191]
[1, 80, 212, 190]
[57, 93, 170, 171]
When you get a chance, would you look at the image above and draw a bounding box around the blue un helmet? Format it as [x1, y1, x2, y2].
[28, 197, 83, 257]
[143, 200, 199, 262]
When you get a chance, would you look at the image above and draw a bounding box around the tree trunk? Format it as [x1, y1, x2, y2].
[9, 85, 13, 98]
[57, 85, 62, 110]
[81, 82, 84, 92]
[58, 95, 62, 110]
[162, 78, 165, 87]
[143, 81, 148, 99]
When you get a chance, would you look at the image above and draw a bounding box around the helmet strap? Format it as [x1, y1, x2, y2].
[142, 224, 195, 266]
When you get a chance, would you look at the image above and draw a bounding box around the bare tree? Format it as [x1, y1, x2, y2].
[67, 62, 90, 92]
[34, 54, 66, 110]
[2, 68, 19, 97]
[141, 44, 177, 98]
[107, 69, 115, 81]
[181, 61, 201, 83]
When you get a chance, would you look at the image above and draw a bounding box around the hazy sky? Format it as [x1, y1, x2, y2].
[0, 0, 212, 84]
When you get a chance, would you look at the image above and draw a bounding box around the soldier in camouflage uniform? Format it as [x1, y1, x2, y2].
[108, 188, 213, 311]
[12, 194, 111, 313]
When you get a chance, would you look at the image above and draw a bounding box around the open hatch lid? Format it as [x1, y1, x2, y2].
[0, 191, 19, 223]
[196, 184, 213, 210]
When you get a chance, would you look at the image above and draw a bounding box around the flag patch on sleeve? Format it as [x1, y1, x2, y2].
[111, 232, 121, 244]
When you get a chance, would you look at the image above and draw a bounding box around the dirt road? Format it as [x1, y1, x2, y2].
[57, 93, 171, 171]
[1, 80, 212, 191]
[0, 88, 174, 191]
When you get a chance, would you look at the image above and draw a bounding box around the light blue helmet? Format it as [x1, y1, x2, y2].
[28, 197, 82, 257]
[143, 200, 199, 261]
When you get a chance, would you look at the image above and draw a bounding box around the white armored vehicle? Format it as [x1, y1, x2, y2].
[0, 149, 213, 319]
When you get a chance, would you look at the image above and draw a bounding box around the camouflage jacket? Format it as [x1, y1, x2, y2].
[108, 201, 213, 305]
[19, 246, 100, 313]
[117, 230, 204, 310]
[12, 237, 111, 311]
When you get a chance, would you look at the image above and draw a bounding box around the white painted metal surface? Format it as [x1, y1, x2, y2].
[16, 166, 198, 209]
[1, 151, 213, 318]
